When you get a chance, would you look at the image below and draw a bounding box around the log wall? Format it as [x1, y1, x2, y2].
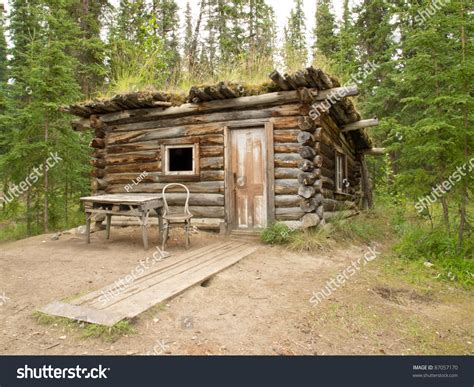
[89, 102, 309, 229]
[88, 90, 363, 230]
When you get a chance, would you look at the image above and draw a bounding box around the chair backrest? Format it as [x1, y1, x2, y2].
[161, 183, 191, 217]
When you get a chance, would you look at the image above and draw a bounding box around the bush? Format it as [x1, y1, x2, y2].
[260, 222, 295, 245]
[394, 225, 474, 288]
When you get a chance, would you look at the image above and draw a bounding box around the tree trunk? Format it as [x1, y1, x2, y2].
[440, 196, 450, 235]
[44, 114, 49, 232]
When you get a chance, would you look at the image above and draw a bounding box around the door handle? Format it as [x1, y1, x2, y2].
[236, 176, 246, 187]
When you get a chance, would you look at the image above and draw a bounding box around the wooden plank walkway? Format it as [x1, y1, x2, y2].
[40, 240, 259, 326]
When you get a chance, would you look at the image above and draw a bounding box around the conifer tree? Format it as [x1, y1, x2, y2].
[283, 0, 307, 70]
[313, 0, 338, 64]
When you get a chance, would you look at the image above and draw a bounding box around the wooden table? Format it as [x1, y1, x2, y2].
[80, 194, 163, 250]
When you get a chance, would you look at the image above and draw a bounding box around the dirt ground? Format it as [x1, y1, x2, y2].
[0, 226, 472, 355]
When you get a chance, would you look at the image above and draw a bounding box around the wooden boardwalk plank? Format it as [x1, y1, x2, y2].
[89, 242, 244, 310]
[40, 241, 259, 326]
[72, 241, 237, 305]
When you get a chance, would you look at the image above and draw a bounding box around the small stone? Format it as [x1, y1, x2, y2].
[59, 335, 66, 340]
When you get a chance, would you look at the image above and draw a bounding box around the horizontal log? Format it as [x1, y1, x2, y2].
[106, 162, 161, 174]
[274, 153, 301, 168]
[110, 216, 222, 230]
[275, 194, 302, 207]
[105, 151, 159, 165]
[100, 92, 306, 124]
[200, 157, 224, 170]
[275, 168, 300, 179]
[186, 206, 224, 218]
[274, 129, 299, 143]
[274, 143, 300, 153]
[162, 193, 224, 206]
[106, 181, 224, 194]
[275, 179, 299, 194]
[200, 170, 224, 181]
[107, 123, 223, 145]
[107, 142, 162, 154]
[341, 118, 379, 132]
[108, 105, 304, 132]
[275, 207, 305, 221]
[200, 145, 224, 157]
[200, 135, 224, 146]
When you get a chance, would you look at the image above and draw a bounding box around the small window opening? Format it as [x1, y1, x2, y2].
[168, 146, 193, 172]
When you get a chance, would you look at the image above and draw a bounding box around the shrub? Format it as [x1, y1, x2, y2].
[394, 225, 474, 288]
[260, 222, 295, 245]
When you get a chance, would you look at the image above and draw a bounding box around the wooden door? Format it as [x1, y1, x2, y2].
[230, 127, 267, 229]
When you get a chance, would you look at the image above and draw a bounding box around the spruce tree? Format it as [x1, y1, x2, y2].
[313, 0, 339, 64]
[3, 0, 89, 233]
[283, 0, 307, 70]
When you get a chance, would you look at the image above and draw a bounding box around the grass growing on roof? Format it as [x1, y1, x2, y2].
[34, 311, 135, 343]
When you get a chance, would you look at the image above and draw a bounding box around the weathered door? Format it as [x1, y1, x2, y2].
[230, 127, 268, 229]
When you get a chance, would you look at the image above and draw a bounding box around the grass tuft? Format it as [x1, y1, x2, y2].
[34, 311, 135, 343]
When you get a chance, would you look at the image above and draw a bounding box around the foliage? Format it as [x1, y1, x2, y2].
[282, 0, 307, 70]
[394, 225, 474, 288]
[260, 222, 295, 245]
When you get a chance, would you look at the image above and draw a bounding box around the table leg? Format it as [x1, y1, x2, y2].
[85, 212, 91, 244]
[106, 214, 112, 240]
[141, 211, 149, 250]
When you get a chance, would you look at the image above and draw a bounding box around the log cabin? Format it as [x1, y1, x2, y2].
[66, 67, 379, 233]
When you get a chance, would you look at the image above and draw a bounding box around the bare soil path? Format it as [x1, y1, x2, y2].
[0, 227, 472, 355]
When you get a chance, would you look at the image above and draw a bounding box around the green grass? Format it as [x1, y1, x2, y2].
[261, 206, 395, 252]
[260, 222, 296, 245]
[34, 312, 135, 343]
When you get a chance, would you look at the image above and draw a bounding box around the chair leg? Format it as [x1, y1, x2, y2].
[185, 221, 190, 249]
[162, 222, 169, 251]
[106, 214, 112, 240]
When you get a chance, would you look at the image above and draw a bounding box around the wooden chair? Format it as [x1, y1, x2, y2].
[161, 183, 193, 250]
